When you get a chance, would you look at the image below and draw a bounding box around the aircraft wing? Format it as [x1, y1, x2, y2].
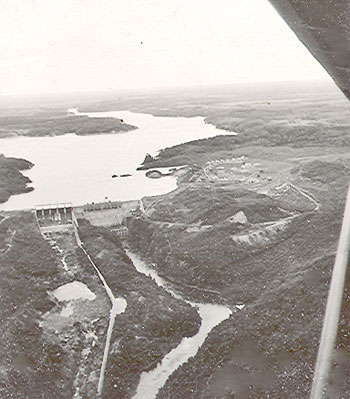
[268, 0, 350, 100]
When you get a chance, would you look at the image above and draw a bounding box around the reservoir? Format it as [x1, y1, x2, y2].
[0, 110, 232, 210]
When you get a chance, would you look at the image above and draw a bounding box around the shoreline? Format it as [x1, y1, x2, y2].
[0, 109, 231, 211]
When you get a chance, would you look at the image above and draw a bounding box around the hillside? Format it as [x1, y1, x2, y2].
[78, 82, 350, 149]
[128, 145, 350, 397]
[0, 212, 200, 399]
[0, 154, 34, 203]
[0, 110, 136, 138]
[1, 84, 350, 398]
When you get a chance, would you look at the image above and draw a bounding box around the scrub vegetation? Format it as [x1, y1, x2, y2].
[0, 154, 34, 203]
[1, 83, 350, 398]
[123, 84, 350, 397]
[0, 212, 200, 399]
[128, 155, 350, 398]
[0, 110, 135, 138]
[76, 220, 201, 398]
[0, 212, 74, 399]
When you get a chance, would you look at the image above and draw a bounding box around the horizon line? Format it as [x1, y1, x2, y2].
[0, 78, 334, 99]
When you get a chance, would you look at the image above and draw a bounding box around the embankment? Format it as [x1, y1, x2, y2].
[76, 219, 201, 398]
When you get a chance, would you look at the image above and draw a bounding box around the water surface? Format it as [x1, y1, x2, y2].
[126, 249, 232, 399]
[0, 111, 232, 210]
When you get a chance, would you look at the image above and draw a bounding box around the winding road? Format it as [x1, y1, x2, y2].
[288, 182, 320, 211]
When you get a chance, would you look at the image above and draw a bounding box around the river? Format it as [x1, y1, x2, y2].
[125, 248, 232, 399]
[1, 108, 234, 396]
[0, 110, 233, 211]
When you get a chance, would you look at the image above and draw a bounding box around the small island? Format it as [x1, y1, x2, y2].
[145, 169, 177, 179]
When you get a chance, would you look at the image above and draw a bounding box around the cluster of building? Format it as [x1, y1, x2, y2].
[205, 156, 253, 181]
[204, 156, 272, 184]
[83, 200, 122, 212]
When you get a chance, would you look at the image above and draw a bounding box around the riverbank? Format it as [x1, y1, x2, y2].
[76, 82, 350, 149]
[124, 248, 232, 399]
[0, 210, 202, 398]
[126, 142, 350, 397]
[0, 110, 232, 211]
[0, 107, 136, 139]
[1, 85, 350, 397]
[76, 219, 201, 398]
[0, 154, 34, 203]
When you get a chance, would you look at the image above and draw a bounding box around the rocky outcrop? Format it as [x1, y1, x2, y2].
[226, 211, 248, 225]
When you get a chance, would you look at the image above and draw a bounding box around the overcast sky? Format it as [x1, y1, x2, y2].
[0, 0, 331, 95]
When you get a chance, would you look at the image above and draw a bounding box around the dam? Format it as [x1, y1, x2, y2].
[34, 199, 142, 235]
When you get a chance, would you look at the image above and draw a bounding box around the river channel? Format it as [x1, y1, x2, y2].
[1, 109, 234, 396]
[125, 248, 232, 399]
